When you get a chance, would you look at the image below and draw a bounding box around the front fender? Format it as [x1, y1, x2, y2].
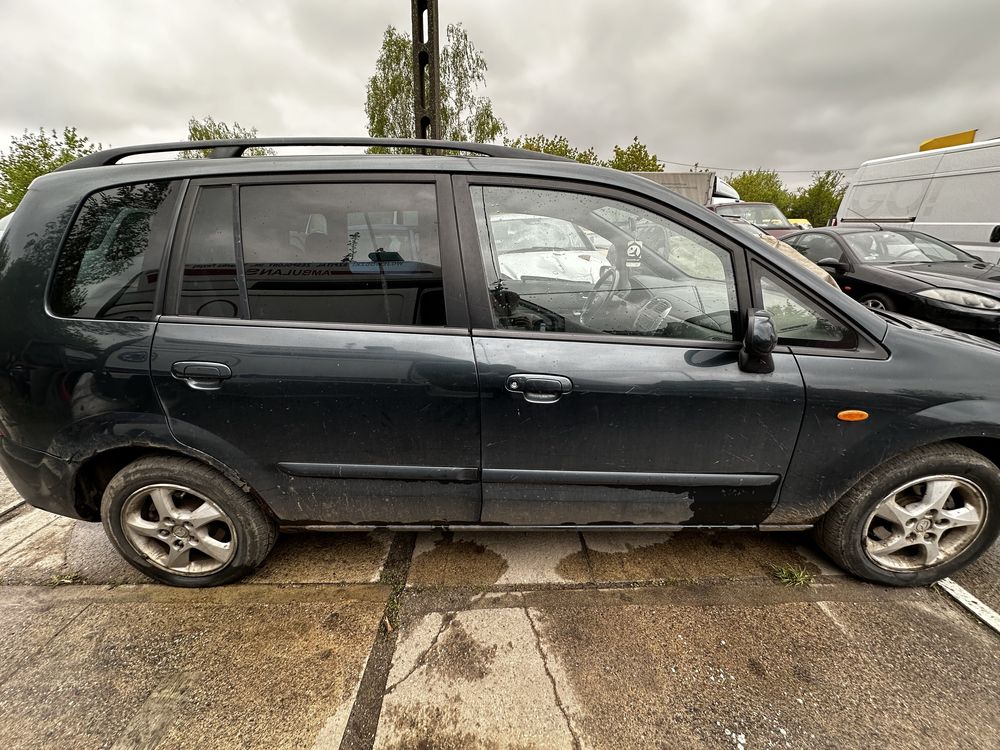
[766, 398, 1000, 525]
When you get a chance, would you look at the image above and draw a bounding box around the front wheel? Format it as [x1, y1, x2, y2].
[815, 443, 999, 586]
[102, 456, 277, 587]
[859, 292, 895, 311]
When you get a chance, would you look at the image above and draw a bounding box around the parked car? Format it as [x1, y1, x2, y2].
[837, 139, 1000, 263]
[710, 201, 798, 238]
[788, 218, 813, 230]
[2, 137, 1000, 588]
[785, 226, 1000, 340]
[0, 212, 11, 239]
[722, 216, 838, 288]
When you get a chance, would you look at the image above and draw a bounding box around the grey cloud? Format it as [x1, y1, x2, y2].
[1, 0, 998, 187]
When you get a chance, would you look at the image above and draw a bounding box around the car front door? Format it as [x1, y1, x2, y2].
[151, 174, 481, 525]
[455, 177, 806, 526]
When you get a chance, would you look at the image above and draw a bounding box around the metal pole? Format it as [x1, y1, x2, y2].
[412, 0, 441, 142]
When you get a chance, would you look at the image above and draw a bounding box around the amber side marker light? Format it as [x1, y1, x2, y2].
[837, 410, 869, 422]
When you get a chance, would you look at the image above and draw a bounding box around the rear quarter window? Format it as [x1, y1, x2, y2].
[50, 181, 181, 321]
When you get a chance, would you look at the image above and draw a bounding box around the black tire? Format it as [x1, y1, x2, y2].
[815, 442, 1000, 586]
[858, 292, 895, 312]
[101, 456, 277, 587]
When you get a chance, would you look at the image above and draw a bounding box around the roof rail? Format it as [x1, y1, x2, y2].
[55, 137, 571, 171]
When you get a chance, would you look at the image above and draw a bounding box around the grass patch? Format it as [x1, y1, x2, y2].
[771, 564, 815, 587]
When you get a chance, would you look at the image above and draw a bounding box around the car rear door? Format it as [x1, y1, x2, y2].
[150, 173, 481, 525]
[455, 175, 806, 526]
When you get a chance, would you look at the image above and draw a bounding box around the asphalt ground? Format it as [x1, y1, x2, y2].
[0, 472, 996, 749]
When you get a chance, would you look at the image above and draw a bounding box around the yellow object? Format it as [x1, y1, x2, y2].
[788, 218, 813, 229]
[919, 130, 977, 152]
[837, 410, 870, 422]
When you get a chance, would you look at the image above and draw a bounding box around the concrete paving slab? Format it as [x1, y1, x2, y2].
[0, 510, 393, 586]
[574, 529, 832, 583]
[530, 596, 1000, 750]
[0, 589, 385, 750]
[248, 531, 392, 584]
[374, 607, 583, 749]
[0, 507, 61, 558]
[408, 530, 584, 587]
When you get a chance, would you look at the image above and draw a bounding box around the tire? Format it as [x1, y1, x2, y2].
[815, 442, 1000, 586]
[859, 292, 895, 312]
[101, 456, 277, 587]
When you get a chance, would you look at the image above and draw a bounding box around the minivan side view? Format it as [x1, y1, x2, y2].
[2, 137, 999, 587]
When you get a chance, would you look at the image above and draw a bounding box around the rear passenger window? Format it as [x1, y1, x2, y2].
[50, 181, 180, 320]
[178, 187, 240, 319]
[240, 183, 444, 325]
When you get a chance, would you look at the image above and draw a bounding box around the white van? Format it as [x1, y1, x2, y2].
[837, 139, 1000, 263]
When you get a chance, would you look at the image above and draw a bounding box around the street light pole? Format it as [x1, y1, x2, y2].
[411, 0, 441, 143]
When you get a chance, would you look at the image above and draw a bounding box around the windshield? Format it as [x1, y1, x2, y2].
[842, 230, 975, 264]
[724, 218, 768, 239]
[715, 203, 793, 229]
[489, 214, 589, 253]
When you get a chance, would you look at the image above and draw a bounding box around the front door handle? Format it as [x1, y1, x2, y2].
[171, 361, 232, 391]
[506, 373, 573, 404]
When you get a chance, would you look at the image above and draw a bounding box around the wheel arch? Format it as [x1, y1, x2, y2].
[72, 444, 272, 522]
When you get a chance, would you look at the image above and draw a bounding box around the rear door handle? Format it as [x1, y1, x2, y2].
[505, 373, 573, 404]
[171, 361, 232, 391]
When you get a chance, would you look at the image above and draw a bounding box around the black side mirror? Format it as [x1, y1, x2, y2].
[739, 309, 777, 374]
[817, 257, 849, 274]
[989, 225, 1000, 243]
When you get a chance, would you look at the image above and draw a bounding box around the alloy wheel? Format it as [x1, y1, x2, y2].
[863, 475, 987, 571]
[863, 298, 886, 310]
[120, 484, 237, 575]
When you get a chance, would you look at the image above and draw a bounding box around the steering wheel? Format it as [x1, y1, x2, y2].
[580, 266, 620, 327]
[894, 248, 926, 260]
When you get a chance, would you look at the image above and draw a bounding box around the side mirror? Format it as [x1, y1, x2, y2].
[739, 309, 777, 374]
[817, 257, 849, 274]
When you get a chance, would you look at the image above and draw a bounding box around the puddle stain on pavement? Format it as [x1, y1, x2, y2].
[409, 533, 510, 586]
[557, 531, 823, 583]
[425, 619, 498, 682]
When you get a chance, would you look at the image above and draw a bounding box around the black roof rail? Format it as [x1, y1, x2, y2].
[55, 137, 571, 171]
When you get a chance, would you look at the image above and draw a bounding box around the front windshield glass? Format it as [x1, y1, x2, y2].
[842, 230, 974, 264]
[489, 214, 589, 253]
[724, 218, 768, 239]
[715, 203, 793, 228]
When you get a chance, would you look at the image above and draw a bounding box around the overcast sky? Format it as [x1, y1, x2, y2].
[1, 0, 998, 187]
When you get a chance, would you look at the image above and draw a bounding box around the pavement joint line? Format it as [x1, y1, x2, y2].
[0, 500, 26, 524]
[0, 513, 60, 558]
[339, 531, 417, 750]
[0, 582, 391, 606]
[936, 577, 1000, 636]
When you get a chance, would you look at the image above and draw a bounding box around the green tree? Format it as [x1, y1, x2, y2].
[0, 128, 98, 215]
[605, 136, 663, 172]
[726, 169, 793, 213]
[182, 116, 275, 158]
[365, 23, 506, 149]
[505, 134, 601, 165]
[788, 170, 847, 228]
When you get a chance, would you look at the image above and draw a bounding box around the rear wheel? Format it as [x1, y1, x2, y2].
[101, 456, 277, 587]
[816, 443, 999, 586]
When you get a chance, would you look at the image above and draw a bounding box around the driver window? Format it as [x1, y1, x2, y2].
[471, 186, 739, 341]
